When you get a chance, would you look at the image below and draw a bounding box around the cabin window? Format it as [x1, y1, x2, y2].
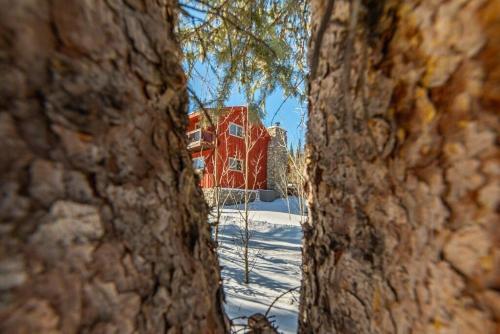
[229, 123, 243, 138]
[229, 157, 243, 171]
[193, 157, 205, 170]
[188, 130, 201, 143]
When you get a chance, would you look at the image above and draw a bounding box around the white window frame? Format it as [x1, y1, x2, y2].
[187, 129, 201, 142]
[228, 122, 244, 138]
[192, 157, 205, 170]
[228, 157, 243, 172]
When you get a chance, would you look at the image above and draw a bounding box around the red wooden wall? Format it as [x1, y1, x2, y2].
[188, 106, 270, 190]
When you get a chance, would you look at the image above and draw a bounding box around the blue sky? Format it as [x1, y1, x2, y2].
[187, 63, 307, 150]
[180, 4, 307, 150]
[225, 87, 307, 150]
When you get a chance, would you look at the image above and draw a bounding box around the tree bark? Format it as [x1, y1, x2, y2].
[301, 0, 499, 333]
[0, 0, 226, 333]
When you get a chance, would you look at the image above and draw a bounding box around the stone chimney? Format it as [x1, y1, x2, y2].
[267, 122, 288, 195]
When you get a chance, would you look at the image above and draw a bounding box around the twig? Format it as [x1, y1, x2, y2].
[269, 77, 305, 125]
[187, 86, 215, 128]
[264, 286, 300, 317]
[179, 1, 278, 57]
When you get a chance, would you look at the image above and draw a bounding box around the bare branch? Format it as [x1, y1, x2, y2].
[264, 286, 301, 317]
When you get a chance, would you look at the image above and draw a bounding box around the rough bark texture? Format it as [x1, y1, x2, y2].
[301, 0, 499, 333]
[0, 0, 226, 333]
[247, 313, 279, 334]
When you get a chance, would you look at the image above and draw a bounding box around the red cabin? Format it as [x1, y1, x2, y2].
[187, 106, 272, 190]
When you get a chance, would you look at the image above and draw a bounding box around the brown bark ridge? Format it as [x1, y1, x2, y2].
[301, 0, 499, 333]
[247, 313, 279, 334]
[0, 0, 226, 333]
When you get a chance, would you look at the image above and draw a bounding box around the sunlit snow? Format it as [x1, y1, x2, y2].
[213, 197, 305, 333]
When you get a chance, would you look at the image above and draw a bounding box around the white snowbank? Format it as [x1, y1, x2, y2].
[214, 197, 305, 333]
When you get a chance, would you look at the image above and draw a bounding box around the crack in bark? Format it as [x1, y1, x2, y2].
[309, 0, 336, 80]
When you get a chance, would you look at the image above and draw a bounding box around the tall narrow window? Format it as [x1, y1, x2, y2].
[229, 157, 243, 171]
[229, 123, 243, 138]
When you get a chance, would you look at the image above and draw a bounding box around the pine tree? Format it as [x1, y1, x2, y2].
[178, 0, 309, 109]
[296, 138, 302, 160]
[301, 0, 499, 332]
[0, 1, 226, 332]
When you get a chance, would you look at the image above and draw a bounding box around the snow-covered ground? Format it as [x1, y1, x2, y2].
[214, 197, 305, 333]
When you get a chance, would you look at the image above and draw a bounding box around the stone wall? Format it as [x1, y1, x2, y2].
[203, 188, 257, 207]
[266, 125, 288, 195]
[203, 188, 280, 206]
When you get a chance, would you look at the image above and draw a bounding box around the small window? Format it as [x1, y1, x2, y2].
[229, 157, 243, 172]
[193, 157, 205, 170]
[229, 123, 243, 138]
[188, 130, 201, 143]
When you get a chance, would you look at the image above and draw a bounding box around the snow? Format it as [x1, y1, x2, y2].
[214, 197, 305, 333]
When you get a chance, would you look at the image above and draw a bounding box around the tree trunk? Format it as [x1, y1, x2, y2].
[0, 1, 226, 333]
[301, 0, 499, 333]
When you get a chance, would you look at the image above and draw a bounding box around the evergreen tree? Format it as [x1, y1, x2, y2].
[301, 0, 499, 332]
[178, 0, 309, 110]
[296, 138, 302, 159]
[0, 1, 226, 332]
